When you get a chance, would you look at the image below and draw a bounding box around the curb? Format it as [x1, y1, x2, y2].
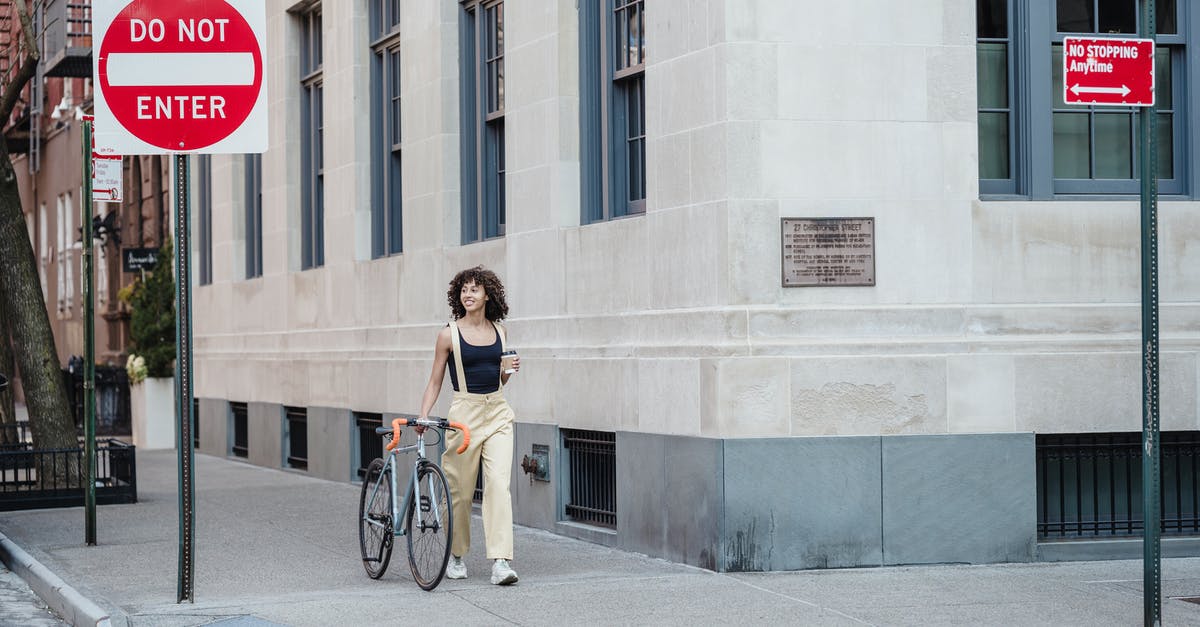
[0, 531, 111, 627]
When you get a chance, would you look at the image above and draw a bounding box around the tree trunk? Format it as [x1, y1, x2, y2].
[0, 301, 17, 445]
[0, 139, 76, 452]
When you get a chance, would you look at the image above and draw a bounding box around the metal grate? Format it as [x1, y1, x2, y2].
[1037, 431, 1200, 539]
[230, 402, 248, 458]
[284, 407, 308, 470]
[562, 428, 616, 528]
[354, 412, 383, 479]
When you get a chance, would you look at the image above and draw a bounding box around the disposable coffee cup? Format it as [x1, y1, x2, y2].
[501, 350, 517, 375]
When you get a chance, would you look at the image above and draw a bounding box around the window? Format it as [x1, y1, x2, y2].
[285, 406, 308, 470]
[370, 0, 403, 257]
[354, 411, 384, 479]
[38, 202, 47, 301]
[562, 428, 617, 528]
[196, 155, 212, 285]
[580, 0, 645, 222]
[299, 4, 324, 269]
[977, 0, 1186, 197]
[56, 193, 74, 317]
[244, 154, 263, 279]
[460, 0, 506, 243]
[230, 401, 248, 458]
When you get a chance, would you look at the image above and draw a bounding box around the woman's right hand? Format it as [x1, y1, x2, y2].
[414, 418, 426, 435]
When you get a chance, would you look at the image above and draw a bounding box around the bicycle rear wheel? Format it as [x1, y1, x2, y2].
[359, 458, 393, 579]
[406, 461, 452, 591]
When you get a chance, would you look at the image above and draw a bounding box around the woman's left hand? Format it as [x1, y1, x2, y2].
[511, 356, 520, 373]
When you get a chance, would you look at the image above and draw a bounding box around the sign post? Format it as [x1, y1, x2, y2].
[1064, 13, 1160, 625]
[1137, 3, 1161, 624]
[92, 0, 267, 604]
[81, 118, 96, 547]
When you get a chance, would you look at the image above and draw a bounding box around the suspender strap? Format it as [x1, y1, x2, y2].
[448, 322, 468, 393]
[494, 322, 507, 388]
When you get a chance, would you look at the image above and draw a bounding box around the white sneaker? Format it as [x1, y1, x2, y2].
[490, 559, 518, 585]
[445, 556, 467, 580]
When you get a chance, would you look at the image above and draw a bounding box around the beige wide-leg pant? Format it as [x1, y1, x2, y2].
[441, 390, 515, 560]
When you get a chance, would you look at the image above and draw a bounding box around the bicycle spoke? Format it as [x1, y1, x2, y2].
[407, 462, 452, 590]
[358, 459, 394, 579]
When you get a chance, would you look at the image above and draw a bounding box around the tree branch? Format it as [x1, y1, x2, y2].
[0, 2, 40, 122]
[14, 0, 39, 64]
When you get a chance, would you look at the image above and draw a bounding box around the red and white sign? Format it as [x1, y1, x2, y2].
[1063, 37, 1154, 107]
[83, 115, 124, 203]
[93, 0, 267, 154]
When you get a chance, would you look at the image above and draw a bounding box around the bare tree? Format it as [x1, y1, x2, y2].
[0, 0, 78, 453]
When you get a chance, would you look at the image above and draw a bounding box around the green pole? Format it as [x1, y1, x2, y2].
[174, 154, 195, 603]
[1138, 1, 1161, 625]
[82, 118, 96, 546]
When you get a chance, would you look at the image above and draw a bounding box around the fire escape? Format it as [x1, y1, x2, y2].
[0, 0, 91, 170]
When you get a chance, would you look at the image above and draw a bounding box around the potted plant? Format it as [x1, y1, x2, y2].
[120, 239, 176, 449]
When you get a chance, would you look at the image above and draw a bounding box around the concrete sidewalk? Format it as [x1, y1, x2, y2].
[4, 450, 1200, 625]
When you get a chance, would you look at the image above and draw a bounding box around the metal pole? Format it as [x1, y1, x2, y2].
[82, 119, 96, 546]
[1138, 1, 1161, 625]
[174, 154, 195, 603]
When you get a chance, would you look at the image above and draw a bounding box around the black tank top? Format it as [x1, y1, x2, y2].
[448, 324, 501, 394]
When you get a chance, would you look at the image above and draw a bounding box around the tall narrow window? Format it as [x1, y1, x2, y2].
[197, 155, 213, 285]
[299, 4, 324, 269]
[370, 0, 403, 257]
[244, 154, 263, 278]
[580, 0, 646, 223]
[460, 0, 505, 243]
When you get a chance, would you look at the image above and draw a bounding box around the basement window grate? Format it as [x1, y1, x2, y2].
[230, 402, 248, 458]
[284, 406, 308, 471]
[562, 428, 616, 528]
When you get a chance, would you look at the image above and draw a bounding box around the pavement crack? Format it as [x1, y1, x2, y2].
[721, 575, 876, 626]
[446, 590, 520, 625]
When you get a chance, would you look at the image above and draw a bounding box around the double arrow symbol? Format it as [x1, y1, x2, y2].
[1069, 84, 1132, 97]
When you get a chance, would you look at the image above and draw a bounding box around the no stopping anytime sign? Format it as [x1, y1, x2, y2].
[93, 0, 268, 155]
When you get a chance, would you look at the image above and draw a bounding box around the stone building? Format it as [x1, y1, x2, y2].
[14, 0, 1200, 571]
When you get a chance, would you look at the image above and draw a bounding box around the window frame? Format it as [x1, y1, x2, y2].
[978, 0, 1193, 200]
[244, 153, 263, 279]
[460, 0, 506, 244]
[196, 155, 213, 286]
[370, 0, 404, 258]
[299, 4, 325, 269]
[580, 0, 646, 223]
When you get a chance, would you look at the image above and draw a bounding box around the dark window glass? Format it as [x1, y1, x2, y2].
[976, 0, 1007, 38]
[1097, 0, 1136, 34]
[1057, 0, 1093, 33]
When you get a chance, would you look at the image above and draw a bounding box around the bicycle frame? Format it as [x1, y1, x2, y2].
[362, 432, 440, 539]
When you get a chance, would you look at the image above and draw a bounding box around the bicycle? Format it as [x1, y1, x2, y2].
[358, 416, 470, 591]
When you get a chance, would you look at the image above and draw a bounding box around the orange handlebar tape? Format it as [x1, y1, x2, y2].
[385, 417, 409, 451]
[450, 422, 470, 454]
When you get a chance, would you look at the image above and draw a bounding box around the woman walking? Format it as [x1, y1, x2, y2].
[416, 266, 520, 585]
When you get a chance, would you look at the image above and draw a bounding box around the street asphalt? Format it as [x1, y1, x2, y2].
[4, 450, 1200, 625]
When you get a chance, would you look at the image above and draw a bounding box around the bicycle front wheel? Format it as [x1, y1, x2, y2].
[406, 461, 452, 591]
[359, 458, 394, 579]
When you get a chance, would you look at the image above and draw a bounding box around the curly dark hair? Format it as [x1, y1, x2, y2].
[446, 266, 509, 321]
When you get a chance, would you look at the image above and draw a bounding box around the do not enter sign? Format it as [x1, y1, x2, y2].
[93, 0, 267, 154]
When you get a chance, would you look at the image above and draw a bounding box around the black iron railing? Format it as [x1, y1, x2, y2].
[285, 406, 308, 470]
[1037, 432, 1200, 539]
[562, 428, 616, 528]
[230, 402, 248, 458]
[355, 412, 383, 479]
[0, 439, 137, 511]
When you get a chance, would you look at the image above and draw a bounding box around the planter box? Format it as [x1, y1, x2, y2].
[131, 376, 175, 449]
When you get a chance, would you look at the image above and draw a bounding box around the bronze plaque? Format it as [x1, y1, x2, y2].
[781, 217, 875, 287]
